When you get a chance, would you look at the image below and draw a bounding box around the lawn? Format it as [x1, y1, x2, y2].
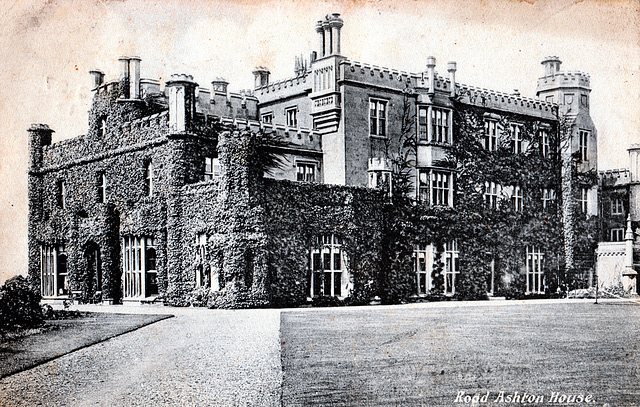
[0, 312, 172, 378]
[280, 301, 640, 406]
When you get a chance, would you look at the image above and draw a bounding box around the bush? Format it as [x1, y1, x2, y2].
[0, 275, 43, 335]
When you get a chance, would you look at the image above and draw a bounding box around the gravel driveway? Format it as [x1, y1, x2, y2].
[0, 306, 282, 407]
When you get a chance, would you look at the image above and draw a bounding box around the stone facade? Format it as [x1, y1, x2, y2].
[596, 145, 640, 294]
[28, 13, 599, 305]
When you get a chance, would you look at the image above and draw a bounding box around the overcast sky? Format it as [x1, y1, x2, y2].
[1, 0, 639, 281]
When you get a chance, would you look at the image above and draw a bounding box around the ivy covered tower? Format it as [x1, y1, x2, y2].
[536, 57, 598, 284]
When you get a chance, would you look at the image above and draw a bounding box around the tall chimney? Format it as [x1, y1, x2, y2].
[323, 19, 332, 56]
[129, 57, 141, 99]
[118, 56, 130, 98]
[316, 21, 325, 58]
[426, 56, 436, 94]
[89, 70, 105, 90]
[447, 61, 457, 97]
[329, 13, 343, 55]
[252, 67, 270, 89]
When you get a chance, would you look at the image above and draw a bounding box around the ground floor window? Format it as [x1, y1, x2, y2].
[414, 244, 434, 294]
[310, 234, 347, 297]
[123, 236, 157, 298]
[526, 246, 544, 294]
[444, 240, 459, 294]
[195, 233, 210, 288]
[40, 244, 67, 297]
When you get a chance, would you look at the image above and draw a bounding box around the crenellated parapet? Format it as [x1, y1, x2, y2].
[254, 74, 312, 103]
[537, 70, 591, 93]
[600, 168, 631, 187]
[457, 84, 557, 119]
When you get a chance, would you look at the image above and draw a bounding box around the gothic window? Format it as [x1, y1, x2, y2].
[542, 188, 556, 210]
[195, 233, 209, 288]
[431, 108, 450, 143]
[204, 157, 221, 181]
[512, 186, 523, 212]
[484, 120, 498, 151]
[579, 130, 589, 161]
[444, 240, 459, 295]
[484, 182, 501, 209]
[526, 246, 544, 294]
[414, 244, 433, 294]
[285, 107, 298, 128]
[610, 228, 624, 242]
[296, 162, 316, 182]
[40, 244, 67, 297]
[510, 124, 523, 154]
[310, 234, 346, 297]
[123, 236, 157, 298]
[611, 198, 624, 215]
[540, 129, 550, 158]
[369, 99, 387, 137]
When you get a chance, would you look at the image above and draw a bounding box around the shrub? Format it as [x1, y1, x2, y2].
[0, 275, 43, 334]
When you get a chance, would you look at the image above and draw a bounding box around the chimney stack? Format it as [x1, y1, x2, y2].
[426, 56, 436, 94]
[129, 57, 141, 99]
[89, 70, 105, 90]
[447, 61, 457, 97]
[118, 56, 130, 98]
[316, 20, 325, 58]
[252, 67, 270, 89]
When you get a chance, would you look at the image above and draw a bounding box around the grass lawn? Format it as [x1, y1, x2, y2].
[280, 301, 640, 406]
[0, 312, 172, 378]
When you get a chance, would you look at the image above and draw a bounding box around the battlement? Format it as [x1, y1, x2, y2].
[341, 59, 415, 87]
[216, 115, 321, 151]
[537, 70, 591, 91]
[600, 168, 631, 187]
[254, 73, 311, 102]
[457, 83, 557, 118]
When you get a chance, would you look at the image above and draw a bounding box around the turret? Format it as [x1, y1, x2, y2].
[27, 124, 53, 169]
[166, 74, 198, 132]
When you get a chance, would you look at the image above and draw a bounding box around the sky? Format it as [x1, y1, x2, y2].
[0, 0, 639, 282]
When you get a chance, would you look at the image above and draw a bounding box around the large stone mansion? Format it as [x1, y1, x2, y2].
[29, 14, 613, 307]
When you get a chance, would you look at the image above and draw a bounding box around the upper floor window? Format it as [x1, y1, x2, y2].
[204, 157, 221, 181]
[510, 124, 523, 154]
[484, 182, 501, 209]
[261, 112, 273, 124]
[610, 228, 625, 242]
[144, 162, 154, 197]
[540, 129, 550, 158]
[431, 171, 451, 207]
[431, 108, 450, 143]
[98, 116, 107, 138]
[611, 198, 624, 215]
[57, 180, 66, 209]
[512, 185, 523, 212]
[484, 120, 498, 151]
[286, 107, 298, 128]
[418, 107, 428, 141]
[370, 99, 387, 137]
[296, 162, 316, 182]
[542, 188, 556, 210]
[417, 169, 453, 207]
[579, 130, 589, 161]
[580, 187, 588, 213]
[97, 173, 106, 203]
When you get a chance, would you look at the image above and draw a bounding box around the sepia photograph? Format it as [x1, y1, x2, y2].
[0, 0, 639, 405]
